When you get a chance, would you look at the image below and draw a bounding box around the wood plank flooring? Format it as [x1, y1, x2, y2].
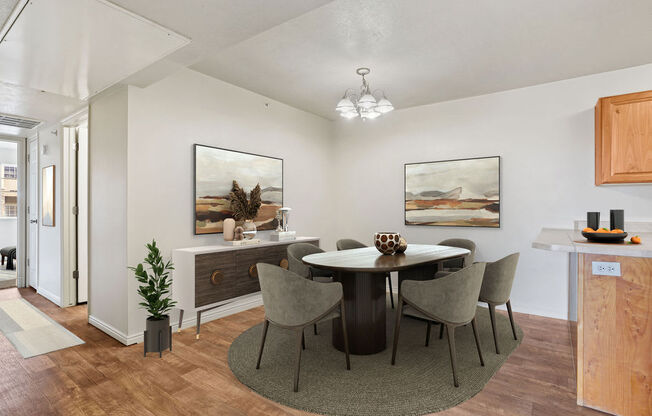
[0, 288, 605, 416]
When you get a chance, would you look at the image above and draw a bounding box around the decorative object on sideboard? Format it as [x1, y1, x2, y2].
[405, 156, 500, 228]
[335, 67, 394, 120]
[129, 240, 176, 358]
[230, 180, 262, 239]
[223, 218, 236, 241]
[242, 220, 257, 239]
[194, 144, 283, 235]
[395, 237, 408, 254]
[234, 226, 244, 240]
[374, 232, 401, 255]
[271, 207, 296, 241]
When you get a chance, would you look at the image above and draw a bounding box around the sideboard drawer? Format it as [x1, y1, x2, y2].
[195, 251, 257, 308]
[236, 245, 288, 279]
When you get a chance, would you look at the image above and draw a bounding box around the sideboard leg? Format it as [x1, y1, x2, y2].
[178, 309, 184, 332]
[196, 310, 202, 339]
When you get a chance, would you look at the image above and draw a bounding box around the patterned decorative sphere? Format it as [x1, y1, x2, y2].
[395, 237, 408, 254]
[374, 232, 401, 255]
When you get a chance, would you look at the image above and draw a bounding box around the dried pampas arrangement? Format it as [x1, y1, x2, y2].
[229, 180, 262, 221]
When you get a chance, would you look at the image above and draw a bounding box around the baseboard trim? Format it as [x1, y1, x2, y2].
[125, 293, 264, 345]
[88, 315, 130, 345]
[37, 287, 61, 307]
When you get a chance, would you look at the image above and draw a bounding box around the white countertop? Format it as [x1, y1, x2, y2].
[532, 228, 652, 258]
[175, 236, 319, 255]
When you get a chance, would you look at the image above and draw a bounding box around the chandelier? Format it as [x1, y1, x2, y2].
[335, 68, 394, 120]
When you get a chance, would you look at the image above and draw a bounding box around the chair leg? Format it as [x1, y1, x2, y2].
[391, 297, 404, 365]
[340, 300, 351, 370]
[439, 322, 444, 339]
[445, 324, 459, 387]
[506, 300, 518, 340]
[425, 321, 432, 347]
[387, 273, 395, 309]
[313, 323, 318, 335]
[471, 317, 485, 366]
[302, 330, 305, 350]
[255, 319, 269, 369]
[488, 303, 500, 354]
[293, 329, 303, 392]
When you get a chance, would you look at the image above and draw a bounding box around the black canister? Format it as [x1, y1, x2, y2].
[610, 209, 624, 230]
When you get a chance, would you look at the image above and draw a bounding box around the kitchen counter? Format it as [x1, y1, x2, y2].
[532, 228, 651, 258]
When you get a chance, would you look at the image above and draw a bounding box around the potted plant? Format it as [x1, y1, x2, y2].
[230, 180, 262, 238]
[129, 239, 176, 357]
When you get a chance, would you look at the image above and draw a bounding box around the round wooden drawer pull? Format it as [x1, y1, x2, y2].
[279, 258, 289, 269]
[210, 270, 224, 285]
[248, 264, 258, 279]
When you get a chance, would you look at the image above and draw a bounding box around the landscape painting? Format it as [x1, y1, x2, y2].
[194, 145, 283, 234]
[405, 156, 500, 228]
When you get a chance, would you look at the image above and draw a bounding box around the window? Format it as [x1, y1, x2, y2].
[3, 205, 16, 217]
[3, 165, 16, 179]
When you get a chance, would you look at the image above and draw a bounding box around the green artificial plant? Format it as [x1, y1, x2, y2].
[129, 239, 176, 320]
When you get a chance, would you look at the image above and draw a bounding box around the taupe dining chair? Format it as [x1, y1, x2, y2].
[478, 253, 520, 354]
[287, 243, 334, 335]
[391, 263, 486, 387]
[336, 238, 395, 309]
[255, 263, 350, 392]
[438, 238, 476, 271]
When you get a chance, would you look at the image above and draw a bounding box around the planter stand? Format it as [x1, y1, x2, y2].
[144, 316, 172, 358]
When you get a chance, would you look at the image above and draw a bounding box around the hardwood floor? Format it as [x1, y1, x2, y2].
[0, 288, 604, 416]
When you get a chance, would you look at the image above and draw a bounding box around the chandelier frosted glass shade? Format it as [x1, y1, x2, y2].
[336, 68, 393, 120]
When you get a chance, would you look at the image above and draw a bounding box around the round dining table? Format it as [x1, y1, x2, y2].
[302, 244, 470, 355]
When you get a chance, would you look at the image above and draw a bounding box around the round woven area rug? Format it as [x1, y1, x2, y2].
[228, 304, 523, 416]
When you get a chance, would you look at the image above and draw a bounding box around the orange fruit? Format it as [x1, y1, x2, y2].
[583, 227, 595, 233]
[631, 236, 641, 244]
[611, 229, 624, 233]
[596, 228, 610, 233]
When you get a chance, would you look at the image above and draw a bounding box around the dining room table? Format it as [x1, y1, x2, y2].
[302, 244, 470, 355]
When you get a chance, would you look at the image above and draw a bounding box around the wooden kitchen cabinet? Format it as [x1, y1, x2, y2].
[595, 90, 652, 185]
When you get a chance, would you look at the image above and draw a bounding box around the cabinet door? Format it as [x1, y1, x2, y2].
[596, 90, 652, 184]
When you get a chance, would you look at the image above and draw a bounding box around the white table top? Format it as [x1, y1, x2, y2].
[174, 236, 319, 255]
[532, 228, 652, 258]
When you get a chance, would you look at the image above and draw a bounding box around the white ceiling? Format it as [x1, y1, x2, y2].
[2, 0, 652, 134]
[190, 0, 652, 119]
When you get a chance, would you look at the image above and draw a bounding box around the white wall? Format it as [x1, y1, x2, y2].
[89, 70, 334, 342]
[333, 64, 652, 320]
[88, 87, 129, 338]
[36, 125, 63, 305]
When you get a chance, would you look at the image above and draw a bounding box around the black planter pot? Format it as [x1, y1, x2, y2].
[144, 315, 172, 358]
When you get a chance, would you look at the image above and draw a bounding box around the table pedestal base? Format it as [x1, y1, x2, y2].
[332, 271, 386, 355]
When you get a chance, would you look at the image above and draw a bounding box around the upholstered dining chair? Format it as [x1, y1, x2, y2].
[336, 238, 395, 309]
[478, 253, 520, 354]
[255, 263, 351, 392]
[438, 238, 476, 272]
[287, 243, 334, 335]
[391, 263, 487, 387]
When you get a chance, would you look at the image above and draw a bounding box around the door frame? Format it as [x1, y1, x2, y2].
[26, 135, 38, 289]
[0, 134, 27, 288]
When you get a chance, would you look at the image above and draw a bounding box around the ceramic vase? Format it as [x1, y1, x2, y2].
[242, 220, 257, 239]
[223, 218, 236, 241]
[374, 232, 401, 255]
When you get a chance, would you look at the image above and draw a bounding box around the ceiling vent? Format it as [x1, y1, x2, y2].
[0, 113, 41, 129]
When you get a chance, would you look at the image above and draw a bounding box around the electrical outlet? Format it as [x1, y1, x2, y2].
[591, 261, 621, 276]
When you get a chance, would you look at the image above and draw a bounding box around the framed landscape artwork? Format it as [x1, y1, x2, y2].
[194, 144, 283, 235]
[42, 165, 55, 227]
[405, 156, 500, 228]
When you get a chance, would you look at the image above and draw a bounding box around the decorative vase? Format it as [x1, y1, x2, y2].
[144, 315, 171, 358]
[395, 237, 408, 253]
[374, 232, 401, 255]
[242, 219, 257, 240]
[223, 218, 236, 241]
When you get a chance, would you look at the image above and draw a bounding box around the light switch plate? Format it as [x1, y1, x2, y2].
[592, 261, 621, 276]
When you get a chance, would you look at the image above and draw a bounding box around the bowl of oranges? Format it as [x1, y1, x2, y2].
[582, 227, 627, 243]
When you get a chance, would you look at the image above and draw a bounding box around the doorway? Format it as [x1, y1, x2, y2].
[27, 137, 37, 289]
[0, 140, 19, 289]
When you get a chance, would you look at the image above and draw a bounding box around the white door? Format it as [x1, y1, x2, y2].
[27, 139, 38, 288]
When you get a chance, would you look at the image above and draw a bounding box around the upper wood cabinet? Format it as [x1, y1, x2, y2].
[595, 90, 652, 185]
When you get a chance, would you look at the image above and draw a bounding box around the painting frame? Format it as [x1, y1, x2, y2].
[193, 144, 284, 235]
[42, 165, 55, 227]
[404, 155, 501, 228]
